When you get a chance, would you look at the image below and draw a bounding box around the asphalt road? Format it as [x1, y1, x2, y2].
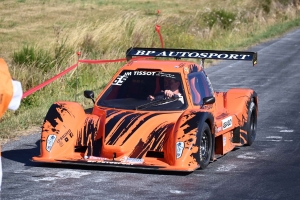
[1, 27, 300, 200]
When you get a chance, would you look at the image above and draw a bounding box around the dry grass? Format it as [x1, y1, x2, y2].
[1, 1, 299, 60]
[0, 0, 300, 142]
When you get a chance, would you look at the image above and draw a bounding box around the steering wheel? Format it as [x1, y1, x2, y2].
[155, 91, 179, 100]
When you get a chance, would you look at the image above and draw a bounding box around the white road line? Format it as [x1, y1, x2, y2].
[216, 164, 237, 172]
[170, 190, 185, 194]
[280, 130, 294, 133]
[266, 136, 282, 139]
[237, 153, 256, 159]
[32, 170, 91, 182]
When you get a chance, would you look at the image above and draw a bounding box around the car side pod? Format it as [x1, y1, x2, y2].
[32, 101, 87, 162]
[225, 88, 258, 145]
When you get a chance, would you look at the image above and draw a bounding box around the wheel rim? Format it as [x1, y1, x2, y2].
[200, 131, 209, 161]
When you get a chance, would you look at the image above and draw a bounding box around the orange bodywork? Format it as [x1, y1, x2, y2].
[32, 57, 258, 172]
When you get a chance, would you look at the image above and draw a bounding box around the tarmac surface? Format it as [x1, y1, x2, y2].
[1, 27, 300, 200]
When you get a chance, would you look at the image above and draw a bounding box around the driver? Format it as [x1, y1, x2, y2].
[148, 77, 184, 104]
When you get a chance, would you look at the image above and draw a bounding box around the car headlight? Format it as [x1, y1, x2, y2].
[176, 142, 184, 159]
[46, 134, 57, 152]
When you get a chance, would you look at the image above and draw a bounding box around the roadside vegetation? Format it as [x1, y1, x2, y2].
[0, 0, 300, 142]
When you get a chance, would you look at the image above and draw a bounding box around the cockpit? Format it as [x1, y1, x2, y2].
[97, 70, 187, 111]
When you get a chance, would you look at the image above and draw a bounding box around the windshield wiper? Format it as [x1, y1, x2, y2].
[135, 96, 179, 110]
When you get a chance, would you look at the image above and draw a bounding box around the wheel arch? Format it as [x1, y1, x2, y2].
[39, 101, 101, 159]
[171, 110, 215, 170]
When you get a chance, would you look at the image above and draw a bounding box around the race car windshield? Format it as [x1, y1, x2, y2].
[97, 70, 187, 111]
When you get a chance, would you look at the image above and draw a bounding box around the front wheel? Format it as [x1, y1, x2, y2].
[197, 122, 213, 170]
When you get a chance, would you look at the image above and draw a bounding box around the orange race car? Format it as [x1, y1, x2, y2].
[32, 47, 258, 172]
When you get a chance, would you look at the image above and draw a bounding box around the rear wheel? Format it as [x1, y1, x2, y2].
[197, 122, 212, 169]
[245, 100, 257, 146]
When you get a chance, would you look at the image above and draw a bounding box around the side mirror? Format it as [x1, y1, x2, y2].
[203, 96, 215, 105]
[84, 90, 95, 104]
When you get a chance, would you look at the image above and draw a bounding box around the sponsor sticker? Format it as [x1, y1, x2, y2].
[120, 156, 144, 164]
[85, 155, 145, 165]
[222, 116, 232, 130]
[56, 129, 73, 147]
[46, 135, 56, 152]
[112, 74, 129, 86]
[112, 71, 177, 86]
[215, 126, 222, 133]
[86, 160, 134, 165]
[176, 142, 184, 159]
[134, 71, 156, 76]
[155, 72, 175, 78]
[132, 50, 252, 60]
[86, 156, 143, 165]
[84, 156, 108, 161]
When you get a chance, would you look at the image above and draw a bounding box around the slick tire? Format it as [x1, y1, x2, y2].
[197, 122, 213, 170]
[245, 100, 257, 146]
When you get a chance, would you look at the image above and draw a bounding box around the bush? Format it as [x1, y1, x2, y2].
[13, 45, 55, 72]
[204, 9, 236, 29]
[261, 0, 272, 14]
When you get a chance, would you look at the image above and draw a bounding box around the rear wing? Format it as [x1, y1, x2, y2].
[126, 47, 257, 66]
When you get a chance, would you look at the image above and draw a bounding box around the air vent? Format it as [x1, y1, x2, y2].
[74, 146, 88, 153]
[146, 151, 164, 158]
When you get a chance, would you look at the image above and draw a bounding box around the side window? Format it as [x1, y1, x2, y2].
[188, 71, 214, 105]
